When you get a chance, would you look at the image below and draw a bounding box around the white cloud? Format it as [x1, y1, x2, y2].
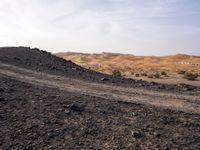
[0, 0, 199, 55]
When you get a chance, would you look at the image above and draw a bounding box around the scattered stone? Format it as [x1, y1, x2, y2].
[153, 132, 161, 137]
[89, 145, 94, 149]
[0, 97, 5, 102]
[132, 131, 143, 138]
[0, 115, 5, 120]
[50, 66, 56, 70]
[161, 116, 175, 124]
[72, 67, 78, 71]
[178, 83, 195, 91]
[132, 112, 137, 116]
[78, 141, 83, 145]
[64, 110, 70, 114]
[70, 104, 85, 112]
[9, 89, 15, 92]
[100, 77, 109, 81]
[99, 110, 106, 115]
[158, 84, 165, 89]
[13, 57, 20, 61]
[58, 108, 63, 111]
[62, 104, 70, 108]
[44, 103, 52, 106]
[0, 88, 5, 92]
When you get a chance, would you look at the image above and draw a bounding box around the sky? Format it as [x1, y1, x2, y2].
[0, 0, 200, 55]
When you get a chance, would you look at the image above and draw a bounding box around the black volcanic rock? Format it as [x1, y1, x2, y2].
[0, 47, 109, 82]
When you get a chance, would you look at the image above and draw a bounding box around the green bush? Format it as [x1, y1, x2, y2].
[112, 70, 122, 77]
[183, 73, 198, 81]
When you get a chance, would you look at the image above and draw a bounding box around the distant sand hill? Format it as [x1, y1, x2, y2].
[56, 52, 200, 76]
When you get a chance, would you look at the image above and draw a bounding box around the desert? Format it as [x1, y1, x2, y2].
[1, 0, 200, 149]
[0, 47, 200, 149]
[56, 52, 200, 86]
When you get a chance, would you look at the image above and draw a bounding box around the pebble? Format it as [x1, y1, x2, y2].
[64, 110, 70, 114]
[132, 112, 136, 116]
[0, 97, 5, 102]
[70, 104, 85, 112]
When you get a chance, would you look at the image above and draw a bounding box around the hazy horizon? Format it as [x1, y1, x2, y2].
[0, 0, 200, 55]
[55, 49, 200, 57]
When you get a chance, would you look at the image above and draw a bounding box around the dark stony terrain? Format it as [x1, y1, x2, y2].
[0, 76, 200, 149]
[0, 47, 200, 149]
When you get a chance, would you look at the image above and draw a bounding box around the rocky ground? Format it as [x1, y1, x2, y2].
[0, 47, 200, 149]
[0, 76, 200, 149]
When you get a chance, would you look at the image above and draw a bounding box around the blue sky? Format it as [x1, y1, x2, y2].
[0, 0, 200, 55]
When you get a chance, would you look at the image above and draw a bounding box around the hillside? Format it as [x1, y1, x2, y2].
[56, 52, 200, 86]
[1, 47, 199, 92]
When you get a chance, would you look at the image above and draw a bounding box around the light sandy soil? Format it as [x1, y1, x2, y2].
[0, 62, 200, 114]
[56, 52, 200, 86]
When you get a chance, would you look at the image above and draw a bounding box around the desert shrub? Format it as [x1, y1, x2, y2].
[183, 73, 198, 81]
[147, 73, 160, 79]
[154, 72, 161, 78]
[112, 70, 122, 77]
[161, 71, 167, 76]
[147, 74, 154, 78]
[141, 73, 147, 76]
[178, 70, 186, 74]
[135, 74, 140, 77]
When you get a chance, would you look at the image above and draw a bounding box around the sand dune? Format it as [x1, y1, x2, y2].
[56, 52, 200, 76]
[56, 52, 200, 74]
[56, 52, 200, 86]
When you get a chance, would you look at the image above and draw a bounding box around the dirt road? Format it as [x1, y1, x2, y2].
[0, 62, 200, 114]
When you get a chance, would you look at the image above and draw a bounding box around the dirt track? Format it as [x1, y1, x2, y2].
[1, 62, 200, 149]
[1, 62, 200, 114]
